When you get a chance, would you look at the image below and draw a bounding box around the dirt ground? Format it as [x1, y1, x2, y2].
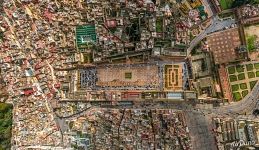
[249, 51, 259, 61]
[245, 25, 259, 60]
[245, 24, 259, 38]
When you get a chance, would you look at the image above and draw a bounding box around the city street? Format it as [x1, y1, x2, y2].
[214, 82, 259, 116]
[185, 110, 217, 150]
[187, 16, 236, 56]
[53, 80, 259, 149]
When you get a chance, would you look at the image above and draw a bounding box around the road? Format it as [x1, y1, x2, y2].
[185, 110, 217, 150]
[53, 80, 259, 149]
[54, 100, 220, 150]
[55, 79, 259, 130]
[187, 16, 236, 56]
[50, 2, 255, 149]
[202, 0, 216, 16]
[53, 79, 259, 149]
[213, 82, 259, 116]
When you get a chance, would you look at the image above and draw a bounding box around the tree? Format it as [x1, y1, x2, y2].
[0, 103, 12, 150]
[232, 0, 259, 8]
[0, 32, 3, 41]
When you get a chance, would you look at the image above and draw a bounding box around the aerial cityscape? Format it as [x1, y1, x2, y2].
[0, 0, 259, 149]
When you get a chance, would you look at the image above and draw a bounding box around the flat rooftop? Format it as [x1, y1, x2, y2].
[207, 27, 241, 64]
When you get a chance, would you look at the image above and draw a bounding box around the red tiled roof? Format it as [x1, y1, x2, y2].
[106, 20, 117, 28]
[24, 89, 34, 96]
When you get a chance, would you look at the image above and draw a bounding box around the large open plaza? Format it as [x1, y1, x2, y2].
[96, 63, 160, 89]
[78, 63, 186, 91]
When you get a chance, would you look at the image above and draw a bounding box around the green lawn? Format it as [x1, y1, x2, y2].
[256, 71, 259, 77]
[255, 63, 259, 69]
[231, 84, 239, 92]
[229, 75, 237, 82]
[248, 72, 255, 78]
[0, 103, 13, 150]
[250, 81, 257, 90]
[237, 73, 246, 80]
[233, 92, 242, 101]
[236, 65, 244, 73]
[247, 35, 257, 52]
[246, 64, 254, 71]
[220, 0, 234, 10]
[241, 90, 249, 97]
[228, 66, 236, 74]
[240, 83, 247, 90]
[156, 18, 163, 32]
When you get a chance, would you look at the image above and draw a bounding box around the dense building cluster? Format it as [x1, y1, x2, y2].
[66, 109, 191, 150]
[12, 97, 62, 148]
[212, 117, 259, 149]
[1, 0, 259, 149]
